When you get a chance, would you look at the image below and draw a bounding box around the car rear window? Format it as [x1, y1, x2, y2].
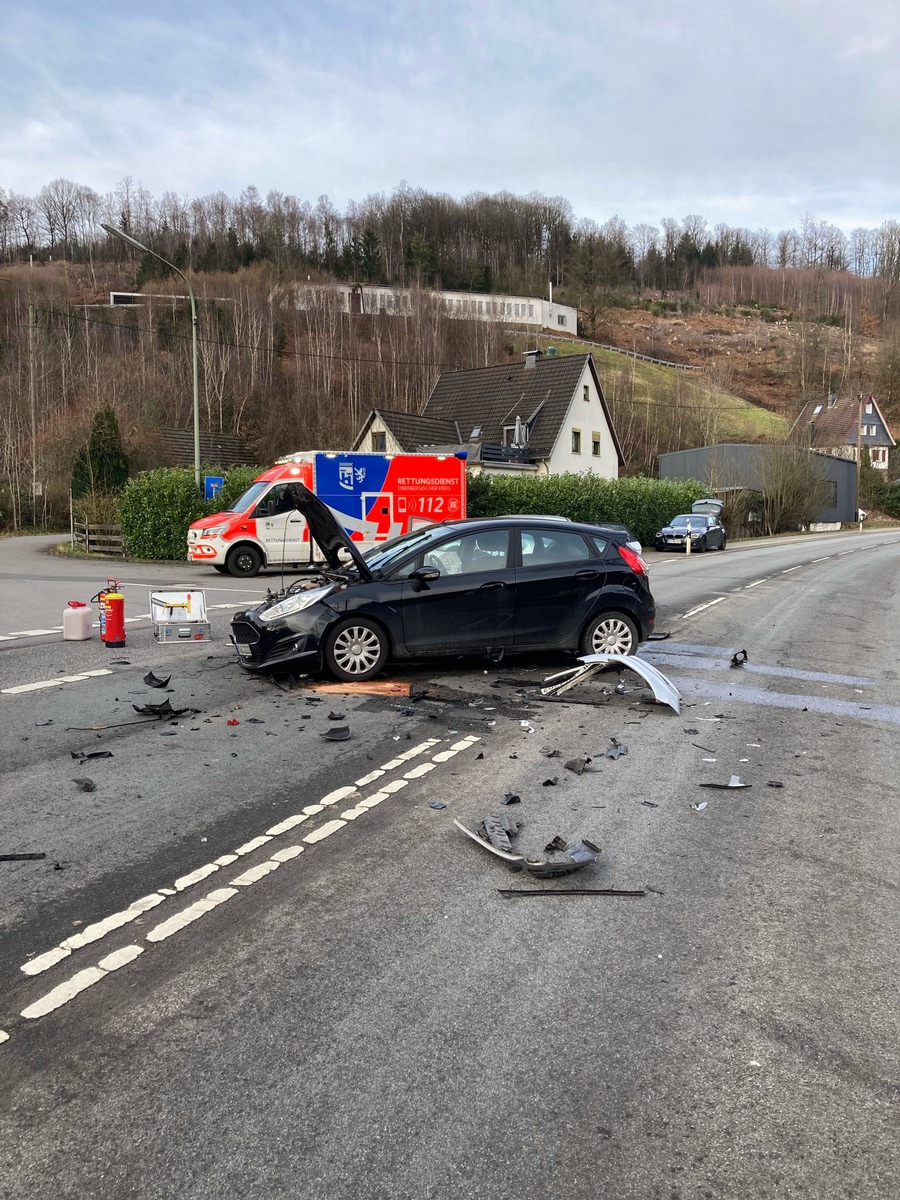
[519, 528, 593, 566]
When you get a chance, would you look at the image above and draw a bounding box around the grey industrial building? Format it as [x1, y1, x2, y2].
[658, 443, 857, 525]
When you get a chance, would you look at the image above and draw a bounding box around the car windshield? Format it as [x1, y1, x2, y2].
[362, 525, 452, 572]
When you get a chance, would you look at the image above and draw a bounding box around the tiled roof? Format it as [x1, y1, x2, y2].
[789, 394, 895, 449]
[157, 429, 254, 467]
[422, 354, 622, 463]
[373, 409, 459, 452]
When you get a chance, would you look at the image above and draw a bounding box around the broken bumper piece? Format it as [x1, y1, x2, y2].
[540, 654, 681, 714]
[454, 818, 601, 878]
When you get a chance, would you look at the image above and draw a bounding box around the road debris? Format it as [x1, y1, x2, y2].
[72, 778, 96, 792]
[430, 802, 447, 810]
[143, 671, 171, 689]
[564, 756, 592, 775]
[605, 738, 628, 760]
[767, 781, 785, 788]
[328, 711, 346, 720]
[699, 775, 751, 790]
[70, 750, 113, 761]
[498, 887, 644, 898]
[692, 743, 717, 754]
[730, 650, 748, 668]
[132, 700, 194, 718]
[454, 817, 600, 878]
[641, 801, 658, 808]
[540, 654, 680, 714]
[540, 747, 561, 758]
[544, 836, 569, 853]
[542, 777, 559, 787]
[501, 792, 521, 805]
[320, 725, 350, 741]
[35, 719, 53, 727]
[691, 802, 708, 811]
[0, 852, 47, 862]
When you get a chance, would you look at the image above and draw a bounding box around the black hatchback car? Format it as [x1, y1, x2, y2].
[230, 484, 656, 680]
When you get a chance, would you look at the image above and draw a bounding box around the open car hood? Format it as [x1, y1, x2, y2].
[288, 482, 373, 580]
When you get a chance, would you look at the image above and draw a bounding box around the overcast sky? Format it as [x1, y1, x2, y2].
[3, 0, 899, 235]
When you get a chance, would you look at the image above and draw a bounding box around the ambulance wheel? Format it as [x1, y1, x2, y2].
[226, 545, 263, 577]
[324, 618, 389, 681]
[212, 565, 228, 574]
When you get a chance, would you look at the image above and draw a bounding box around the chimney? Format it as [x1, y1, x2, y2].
[523, 349, 542, 369]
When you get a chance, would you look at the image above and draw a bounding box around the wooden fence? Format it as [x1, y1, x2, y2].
[72, 521, 125, 556]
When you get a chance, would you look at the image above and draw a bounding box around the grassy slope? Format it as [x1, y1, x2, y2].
[522, 335, 788, 444]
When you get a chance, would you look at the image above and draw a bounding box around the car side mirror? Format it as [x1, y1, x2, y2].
[410, 565, 441, 586]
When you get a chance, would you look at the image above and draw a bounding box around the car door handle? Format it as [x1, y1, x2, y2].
[575, 570, 600, 579]
[479, 580, 506, 590]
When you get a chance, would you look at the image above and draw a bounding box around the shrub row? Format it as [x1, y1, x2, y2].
[465, 472, 707, 545]
[118, 465, 264, 560]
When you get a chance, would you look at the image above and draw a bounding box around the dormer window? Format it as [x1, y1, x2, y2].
[469, 426, 482, 439]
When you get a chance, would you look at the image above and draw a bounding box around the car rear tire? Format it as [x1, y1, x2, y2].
[324, 618, 389, 681]
[579, 612, 639, 657]
[226, 545, 263, 578]
[718, 534, 727, 550]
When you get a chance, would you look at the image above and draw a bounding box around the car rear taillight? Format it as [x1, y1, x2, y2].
[618, 544, 649, 576]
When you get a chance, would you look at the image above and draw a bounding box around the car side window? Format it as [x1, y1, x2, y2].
[519, 528, 592, 567]
[588, 535, 610, 556]
[421, 532, 509, 575]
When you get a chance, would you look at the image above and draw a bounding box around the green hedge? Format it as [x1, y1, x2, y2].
[118, 465, 265, 560]
[465, 471, 707, 545]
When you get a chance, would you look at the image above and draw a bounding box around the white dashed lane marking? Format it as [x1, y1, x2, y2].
[10, 735, 482, 1038]
[1, 668, 113, 695]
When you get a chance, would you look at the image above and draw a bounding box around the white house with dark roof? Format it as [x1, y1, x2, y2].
[352, 351, 623, 478]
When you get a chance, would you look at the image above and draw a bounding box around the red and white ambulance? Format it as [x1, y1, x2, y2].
[187, 451, 467, 576]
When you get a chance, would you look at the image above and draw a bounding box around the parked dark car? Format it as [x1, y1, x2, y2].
[230, 484, 656, 680]
[654, 511, 727, 552]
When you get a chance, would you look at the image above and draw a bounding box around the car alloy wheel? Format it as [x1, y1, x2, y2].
[326, 620, 388, 681]
[580, 612, 638, 656]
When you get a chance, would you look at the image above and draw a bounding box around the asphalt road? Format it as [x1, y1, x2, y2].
[2, 531, 899, 1199]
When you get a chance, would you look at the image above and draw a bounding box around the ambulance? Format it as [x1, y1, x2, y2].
[187, 451, 467, 576]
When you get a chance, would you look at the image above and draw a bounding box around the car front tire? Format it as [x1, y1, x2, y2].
[226, 545, 263, 577]
[579, 612, 639, 657]
[324, 618, 389, 681]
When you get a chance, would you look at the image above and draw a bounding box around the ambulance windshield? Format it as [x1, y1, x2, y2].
[230, 482, 271, 512]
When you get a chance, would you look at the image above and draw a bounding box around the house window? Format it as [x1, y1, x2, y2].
[591, 432, 601, 456]
[865, 402, 874, 414]
[503, 426, 515, 447]
[528, 304, 534, 317]
[571, 429, 582, 454]
[558, 314, 567, 326]
[865, 423, 877, 436]
[371, 431, 387, 452]
[872, 446, 888, 465]
[583, 384, 590, 402]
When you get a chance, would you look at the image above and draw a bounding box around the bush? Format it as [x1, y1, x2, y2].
[118, 464, 265, 560]
[466, 471, 707, 545]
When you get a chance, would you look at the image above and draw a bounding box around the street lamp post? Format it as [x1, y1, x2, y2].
[101, 224, 201, 489]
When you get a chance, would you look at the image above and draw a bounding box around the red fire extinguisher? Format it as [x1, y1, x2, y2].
[91, 579, 126, 647]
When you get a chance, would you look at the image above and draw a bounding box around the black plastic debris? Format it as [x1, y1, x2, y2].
[647, 632, 671, 641]
[767, 780, 785, 788]
[565, 756, 592, 776]
[245, 718, 265, 724]
[328, 711, 346, 720]
[606, 738, 628, 760]
[481, 813, 522, 854]
[730, 650, 748, 668]
[320, 725, 350, 741]
[542, 777, 559, 787]
[641, 801, 658, 809]
[0, 852, 47, 862]
[132, 700, 191, 718]
[476, 751, 484, 760]
[143, 671, 171, 689]
[683, 728, 699, 735]
[71, 749, 113, 761]
[544, 835, 569, 853]
[498, 887, 644, 898]
[540, 747, 561, 758]
[430, 802, 447, 810]
[72, 778, 96, 792]
[501, 792, 521, 806]
[524, 839, 601, 878]
[699, 775, 751, 790]
[35, 719, 53, 727]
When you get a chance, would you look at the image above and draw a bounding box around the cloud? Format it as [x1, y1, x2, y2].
[2, 0, 900, 234]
